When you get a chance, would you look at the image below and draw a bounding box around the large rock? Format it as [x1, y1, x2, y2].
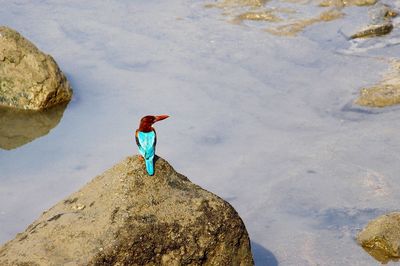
[357, 212, 400, 264]
[0, 26, 72, 110]
[0, 156, 254, 265]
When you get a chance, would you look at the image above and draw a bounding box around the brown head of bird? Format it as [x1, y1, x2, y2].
[138, 115, 169, 132]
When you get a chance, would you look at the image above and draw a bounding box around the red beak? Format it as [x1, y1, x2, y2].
[154, 115, 169, 122]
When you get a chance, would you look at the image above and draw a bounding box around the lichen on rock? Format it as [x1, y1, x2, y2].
[357, 212, 400, 264]
[0, 26, 72, 110]
[0, 156, 254, 265]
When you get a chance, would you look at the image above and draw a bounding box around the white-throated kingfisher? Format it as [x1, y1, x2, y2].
[135, 115, 169, 176]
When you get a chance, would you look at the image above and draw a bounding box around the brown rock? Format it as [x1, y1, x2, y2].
[355, 60, 400, 107]
[0, 156, 254, 266]
[355, 84, 400, 107]
[0, 26, 72, 110]
[357, 212, 400, 264]
[350, 23, 393, 39]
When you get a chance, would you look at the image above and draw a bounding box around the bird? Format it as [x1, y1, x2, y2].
[135, 115, 169, 176]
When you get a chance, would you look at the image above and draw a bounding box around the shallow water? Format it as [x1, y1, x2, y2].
[1, 0, 400, 265]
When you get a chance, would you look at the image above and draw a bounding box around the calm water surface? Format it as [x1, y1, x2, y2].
[1, 1, 400, 265]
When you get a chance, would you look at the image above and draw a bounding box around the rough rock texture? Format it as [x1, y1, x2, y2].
[355, 84, 400, 107]
[0, 26, 72, 110]
[0, 103, 67, 150]
[0, 156, 254, 266]
[350, 23, 393, 39]
[355, 60, 400, 107]
[357, 212, 400, 264]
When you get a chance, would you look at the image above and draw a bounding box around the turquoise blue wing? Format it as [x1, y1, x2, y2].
[137, 131, 156, 175]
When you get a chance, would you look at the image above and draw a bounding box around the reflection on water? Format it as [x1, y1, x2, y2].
[0, 103, 68, 150]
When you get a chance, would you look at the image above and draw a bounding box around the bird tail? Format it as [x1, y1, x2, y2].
[145, 157, 154, 176]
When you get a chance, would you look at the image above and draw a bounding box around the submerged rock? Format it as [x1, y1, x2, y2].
[0, 156, 254, 265]
[0, 103, 67, 150]
[234, 10, 282, 23]
[0, 26, 72, 110]
[265, 9, 343, 37]
[205, 0, 267, 8]
[355, 84, 400, 107]
[355, 60, 400, 107]
[357, 212, 400, 264]
[207, 0, 364, 37]
[319, 0, 377, 7]
[350, 3, 397, 39]
[350, 23, 393, 39]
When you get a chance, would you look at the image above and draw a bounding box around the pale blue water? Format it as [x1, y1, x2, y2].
[1, 1, 400, 265]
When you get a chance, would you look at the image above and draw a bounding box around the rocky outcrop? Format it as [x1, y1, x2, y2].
[0, 26, 72, 110]
[357, 212, 400, 264]
[0, 103, 67, 150]
[0, 156, 254, 266]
